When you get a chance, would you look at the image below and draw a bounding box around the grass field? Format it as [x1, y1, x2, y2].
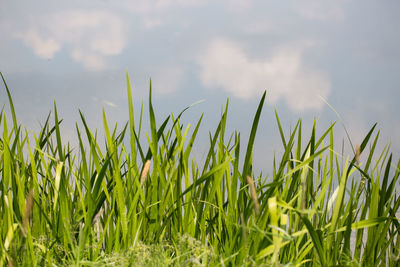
[0, 71, 399, 266]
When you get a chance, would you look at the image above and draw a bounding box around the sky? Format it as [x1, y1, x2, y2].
[0, 0, 399, 175]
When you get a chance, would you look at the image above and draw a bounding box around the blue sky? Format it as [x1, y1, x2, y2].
[1, 0, 399, 174]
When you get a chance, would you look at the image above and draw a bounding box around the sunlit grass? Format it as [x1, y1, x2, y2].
[0, 71, 399, 266]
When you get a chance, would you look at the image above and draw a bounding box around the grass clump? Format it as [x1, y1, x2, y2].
[0, 71, 399, 266]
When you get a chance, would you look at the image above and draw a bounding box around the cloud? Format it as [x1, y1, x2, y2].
[15, 10, 126, 70]
[20, 28, 61, 58]
[293, 0, 348, 21]
[142, 18, 164, 29]
[150, 66, 183, 94]
[92, 97, 117, 108]
[197, 38, 330, 111]
[120, 0, 253, 14]
[117, 0, 205, 14]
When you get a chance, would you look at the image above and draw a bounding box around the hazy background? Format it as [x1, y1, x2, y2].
[1, 0, 399, 175]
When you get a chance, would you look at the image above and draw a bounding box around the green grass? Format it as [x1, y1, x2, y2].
[0, 71, 399, 266]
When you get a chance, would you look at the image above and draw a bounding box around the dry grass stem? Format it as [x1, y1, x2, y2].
[140, 160, 151, 185]
[355, 144, 361, 164]
[246, 175, 260, 214]
[93, 207, 104, 224]
[22, 189, 34, 235]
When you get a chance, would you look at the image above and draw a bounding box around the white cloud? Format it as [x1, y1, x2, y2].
[293, 0, 348, 21]
[92, 97, 117, 108]
[142, 18, 164, 30]
[102, 100, 117, 108]
[241, 20, 274, 35]
[15, 10, 126, 70]
[117, 0, 205, 14]
[110, 0, 251, 30]
[233, 0, 252, 7]
[224, 0, 253, 10]
[197, 38, 331, 111]
[71, 49, 106, 71]
[19, 28, 61, 58]
[151, 66, 183, 94]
